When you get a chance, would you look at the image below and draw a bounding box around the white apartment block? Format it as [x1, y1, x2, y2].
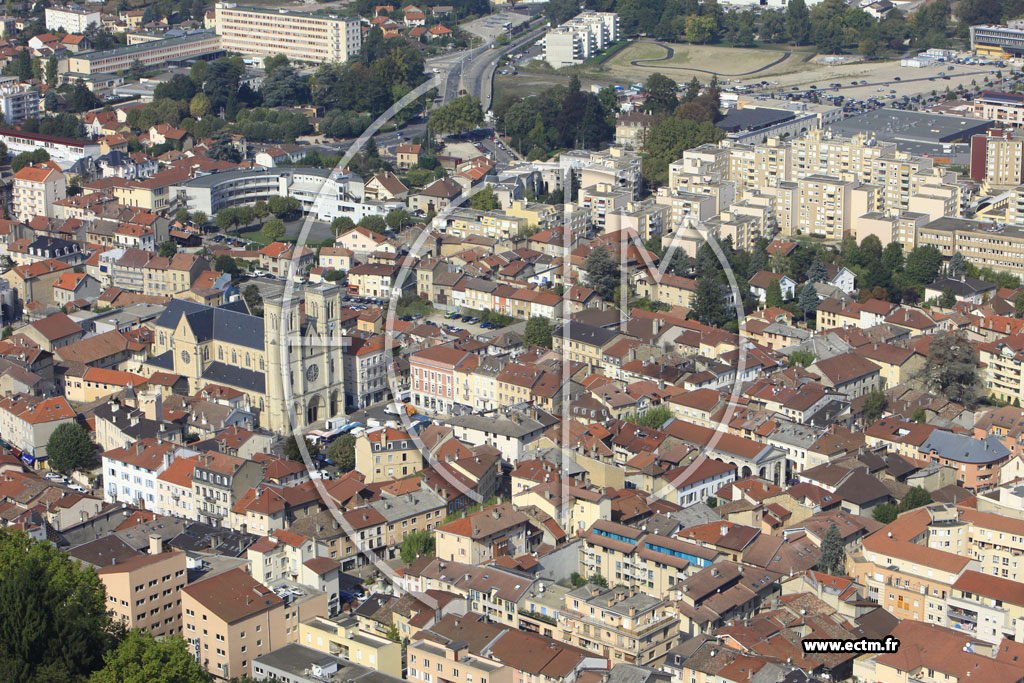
[215, 3, 361, 64]
[542, 11, 619, 68]
[12, 165, 66, 223]
[45, 6, 101, 33]
[0, 81, 39, 125]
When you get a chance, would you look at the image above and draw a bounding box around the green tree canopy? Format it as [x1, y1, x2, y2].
[46, 422, 94, 473]
[327, 434, 356, 472]
[158, 240, 177, 258]
[89, 631, 208, 683]
[358, 215, 387, 234]
[428, 96, 484, 136]
[523, 316, 554, 349]
[469, 186, 500, 211]
[399, 529, 435, 564]
[0, 529, 119, 682]
[816, 522, 845, 575]
[585, 246, 618, 301]
[262, 219, 286, 243]
[692, 276, 729, 327]
[765, 278, 784, 308]
[920, 330, 979, 404]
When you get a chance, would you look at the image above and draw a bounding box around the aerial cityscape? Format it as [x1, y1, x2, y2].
[6, 0, 1024, 681]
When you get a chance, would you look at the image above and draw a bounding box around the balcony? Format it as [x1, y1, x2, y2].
[947, 606, 978, 623]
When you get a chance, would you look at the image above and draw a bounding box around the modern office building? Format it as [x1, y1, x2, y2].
[974, 91, 1024, 126]
[214, 3, 361, 64]
[67, 32, 222, 75]
[971, 21, 1024, 59]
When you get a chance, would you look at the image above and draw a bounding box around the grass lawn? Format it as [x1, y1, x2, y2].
[599, 41, 807, 82]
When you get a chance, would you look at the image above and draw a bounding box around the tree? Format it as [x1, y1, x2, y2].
[588, 573, 609, 587]
[799, 282, 819, 317]
[626, 405, 673, 429]
[428, 95, 484, 135]
[46, 422, 93, 473]
[1016, 291, 1024, 318]
[692, 276, 729, 327]
[331, 216, 355, 236]
[262, 219, 286, 243]
[904, 245, 943, 285]
[570, 572, 587, 587]
[267, 195, 300, 218]
[262, 65, 310, 108]
[282, 435, 318, 462]
[787, 0, 811, 44]
[189, 92, 211, 120]
[948, 251, 967, 279]
[191, 211, 207, 227]
[262, 53, 290, 76]
[642, 117, 724, 186]
[872, 502, 897, 524]
[158, 240, 177, 258]
[11, 149, 50, 173]
[863, 389, 888, 423]
[327, 434, 355, 472]
[242, 284, 263, 316]
[523, 316, 554, 349]
[469, 186, 500, 211]
[920, 330, 979, 403]
[45, 56, 57, 85]
[882, 242, 904, 272]
[89, 631, 208, 683]
[816, 522, 845, 575]
[643, 73, 678, 115]
[0, 529, 118, 682]
[806, 259, 827, 283]
[765, 278, 784, 308]
[585, 246, 618, 301]
[938, 287, 956, 308]
[685, 15, 717, 43]
[385, 209, 409, 231]
[214, 254, 239, 277]
[385, 624, 401, 643]
[899, 486, 932, 512]
[399, 529, 435, 564]
[358, 215, 387, 234]
[788, 350, 816, 368]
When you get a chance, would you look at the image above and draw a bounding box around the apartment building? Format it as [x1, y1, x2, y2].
[778, 174, 858, 239]
[948, 569, 1024, 644]
[98, 540, 188, 637]
[0, 394, 75, 465]
[0, 81, 39, 125]
[872, 153, 933, 212]
[915, 217, 1024, 277]
[789, 129, 895, 184]
[341, 335, 388, 411]
[542, 11, 619, 67]
[433, 502, 534, 565]
[182, 568, 286, 680]
[45, 5, 101, 32]
[102, 439, 189, 509]
[559, 584, 679, 665]
[298, 616, 402, 675]
[442, 207, 527, 240]
[192, 451, 265, 527]
[970, 127, 1024, 190]
[215, 3, 361, 64]
[580, 520, 719, 595]
[13, 164, 65, 222]
[409, 344, 476, 415]
[726, 138, 791, 193]
[848, 532, 972, 626]
[353, 427, 424, 484]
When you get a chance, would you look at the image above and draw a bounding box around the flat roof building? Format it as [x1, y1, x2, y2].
[214, 3, 361, 64]
[67, 32, 223, 75]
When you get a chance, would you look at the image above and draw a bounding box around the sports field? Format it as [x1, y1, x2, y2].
[599, 41, 811, 83]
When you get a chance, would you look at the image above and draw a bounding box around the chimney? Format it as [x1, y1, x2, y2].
[720, 524, 728, 537]
[148, 534, 163, 555]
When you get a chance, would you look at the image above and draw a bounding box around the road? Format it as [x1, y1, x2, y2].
[426, 23, 547, 110]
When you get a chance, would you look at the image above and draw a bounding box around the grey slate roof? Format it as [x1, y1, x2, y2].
[153, 299, 264, 350]
[920, 430, 1010, 464]
[560, 320, 620, 347]
[201, 361, 266, 394]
